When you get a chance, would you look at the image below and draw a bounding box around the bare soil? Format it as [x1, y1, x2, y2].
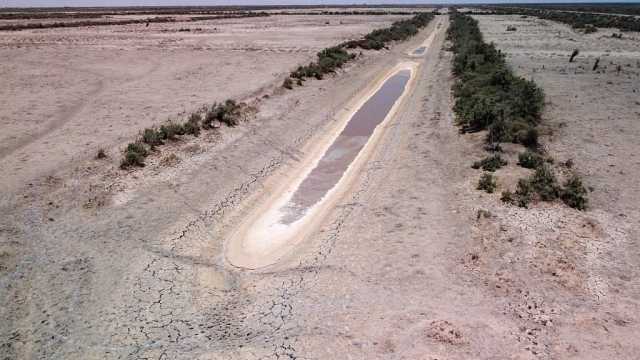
[1, 11, 639, 360]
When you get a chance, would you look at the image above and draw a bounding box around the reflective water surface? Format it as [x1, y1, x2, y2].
[278, 70, 411, 224]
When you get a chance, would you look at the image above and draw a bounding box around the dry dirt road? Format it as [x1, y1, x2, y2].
[2, 11, 640, 360]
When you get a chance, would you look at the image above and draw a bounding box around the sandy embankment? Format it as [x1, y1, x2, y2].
[225, 61, 419, 269]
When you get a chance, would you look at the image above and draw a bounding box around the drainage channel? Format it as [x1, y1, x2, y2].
[279, 70, 411, 225]
[226, 65, 416, 269]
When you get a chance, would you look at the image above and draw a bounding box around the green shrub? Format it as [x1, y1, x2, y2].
[219, 100, 241, 126]
[183, 113, 201, 136]
[183, 121, 200, 136]
[501, 190, 515, 204]
[294, 13, 434, 81]
[477, 173, 497, 193]
[560, 175, 588, 210]
[472, 154, 507, 172]
[518, 150, 544, 169]
[142, 128, 163, 148]
[514, 178, 534, 207]
[448, 12, 544, 146]
[160, 122, 185, 141]
[188, 113, 202, 127]
[120, 142, 148, 169]
[529, 164, 560, 201]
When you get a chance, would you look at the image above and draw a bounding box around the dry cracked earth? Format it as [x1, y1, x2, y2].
[1, 10, 640, 360]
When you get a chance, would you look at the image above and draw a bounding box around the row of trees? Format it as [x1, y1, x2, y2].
[448, 12, 588, 210]
[484, 6, 640, 33]
[448, 12, 544, 146]
[0, 12, 269, 31]
[286, 12, 435, 86]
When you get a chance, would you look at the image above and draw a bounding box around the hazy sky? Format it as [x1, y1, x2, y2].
[2, 0, 638, 7]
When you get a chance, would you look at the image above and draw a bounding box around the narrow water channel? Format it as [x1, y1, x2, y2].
[226, 66, 415, 268]
[277, 69, 411, 224]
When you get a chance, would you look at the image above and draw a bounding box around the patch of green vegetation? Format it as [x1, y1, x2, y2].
[292, 13, 435, 83]
[184, 114, 201, 136]
[160, 122, 185, 141]
[205, 100, 242, 127]
[560, 175, 588, 210]
[290, 46, 355, 81]
[501, 163, 588, 210]
[477, 172, 497, 193]
[517, 149, 544, 169]
[120, 142, 148, 169]
[472, 154, 507, 172]
[142, 128, 164, 148]
[447, 12, 544, 147]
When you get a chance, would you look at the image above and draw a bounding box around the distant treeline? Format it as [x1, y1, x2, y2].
[271, 10, 428, 16]
[489, 3, 640, 17]
[0, 12, 269, 31]
[471, 6, 640, 33]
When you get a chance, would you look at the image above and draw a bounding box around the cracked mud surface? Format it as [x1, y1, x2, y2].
[2, 12, 640, 360]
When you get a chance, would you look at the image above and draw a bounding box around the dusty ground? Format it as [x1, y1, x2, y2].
[1, 10, 639, 360]
[0, 13, 405, 194]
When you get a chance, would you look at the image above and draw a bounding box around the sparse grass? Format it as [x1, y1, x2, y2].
[472, 154, 507, 172]
[160, 153, 181, 167]
[477, 173, 497, 193]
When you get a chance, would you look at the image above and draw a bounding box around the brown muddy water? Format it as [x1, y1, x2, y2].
[278, 69, 411, 224]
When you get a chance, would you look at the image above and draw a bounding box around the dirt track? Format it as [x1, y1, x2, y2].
[2, 10, 640, 360]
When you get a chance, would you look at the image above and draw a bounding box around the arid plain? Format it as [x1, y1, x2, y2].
[1, 7, 639, 360]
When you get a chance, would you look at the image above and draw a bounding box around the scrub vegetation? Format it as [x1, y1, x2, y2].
[448, 11, 588, 210]
[342, 12, 435, 50]
[482, 6, 640, 33]
[122, 12, 435, 168]
[120, 100, 245, 169]
[288, 12, 435, 86]
[448, 12, 544, 147]
[0, 12, 269, 31]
